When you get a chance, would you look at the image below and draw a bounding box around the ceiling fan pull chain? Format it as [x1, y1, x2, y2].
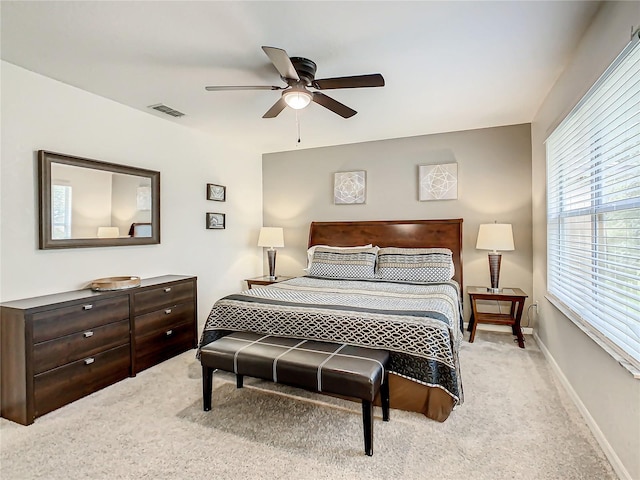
[296, 110, 302, 145]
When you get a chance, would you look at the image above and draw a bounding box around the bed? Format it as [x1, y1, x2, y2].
[198, 219, 464, 422]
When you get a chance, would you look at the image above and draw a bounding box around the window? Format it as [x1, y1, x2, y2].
[546, 33, 640, 372]
[51, 184, 72, 239]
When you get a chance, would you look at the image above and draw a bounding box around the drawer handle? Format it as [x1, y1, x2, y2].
[164, 287, 172, 293]
[84, 358, 95, 365]
[83, 304, 93, 310]
[164, 308, 172, 315]
[83, 331, 94, 338]
[166, 330, 173, 336]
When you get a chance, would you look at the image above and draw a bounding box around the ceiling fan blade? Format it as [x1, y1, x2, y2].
[261, 46, 300, 81]
[312, 74, 385, 90]
[205, 85, 283, 91]
[312, 92, 357, 118]
[262, 97, 288, 118]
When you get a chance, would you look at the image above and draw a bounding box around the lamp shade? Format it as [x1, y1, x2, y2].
[97, 226, 120, 238]
[476, 224, 514, 252]
[257, 227, 284, 248]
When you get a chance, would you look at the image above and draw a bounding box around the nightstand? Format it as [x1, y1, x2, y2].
[467, 287, 528, 348]
[245, 275, 294, 289]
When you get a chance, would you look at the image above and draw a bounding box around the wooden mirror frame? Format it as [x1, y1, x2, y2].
[38, 150, 161, 249]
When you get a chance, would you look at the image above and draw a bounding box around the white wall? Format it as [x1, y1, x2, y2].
[0, 61, 264, 326]
[263, 124, 533, 322]
[531, 2, 640, 479]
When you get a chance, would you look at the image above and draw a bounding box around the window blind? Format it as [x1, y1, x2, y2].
[546, 33, 640, 370]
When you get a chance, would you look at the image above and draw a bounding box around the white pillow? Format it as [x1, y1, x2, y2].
[305, 244, 373, 271]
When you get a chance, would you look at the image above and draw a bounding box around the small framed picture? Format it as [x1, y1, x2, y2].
[207, 183, 226, 202]
[206, 212, 225, 230]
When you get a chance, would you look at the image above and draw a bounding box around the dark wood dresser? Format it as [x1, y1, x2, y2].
[0, 275, 197, 425]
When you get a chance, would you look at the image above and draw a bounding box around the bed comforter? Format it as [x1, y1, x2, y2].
[198, 276, 464, 406]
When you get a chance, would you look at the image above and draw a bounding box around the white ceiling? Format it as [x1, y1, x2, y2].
[1, 1, 601, 154]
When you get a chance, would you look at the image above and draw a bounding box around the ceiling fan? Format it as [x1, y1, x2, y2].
[205, 46, 385, 119]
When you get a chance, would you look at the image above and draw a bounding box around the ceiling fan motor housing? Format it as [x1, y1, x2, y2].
[288, 57, 317, 85]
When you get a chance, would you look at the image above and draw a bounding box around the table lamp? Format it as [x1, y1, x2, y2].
[258, 227, 284, 279]
[476, 223, 514, 293]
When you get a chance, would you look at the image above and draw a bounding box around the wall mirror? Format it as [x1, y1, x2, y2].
[38, 150, 160, 249]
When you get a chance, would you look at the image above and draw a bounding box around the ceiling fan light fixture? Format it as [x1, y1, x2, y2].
[283, 89, 312, 110]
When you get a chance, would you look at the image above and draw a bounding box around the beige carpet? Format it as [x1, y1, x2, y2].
[0, 332, 616, 480]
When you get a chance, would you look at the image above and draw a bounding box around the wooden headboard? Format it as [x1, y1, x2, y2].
[308, 219, 463, 287]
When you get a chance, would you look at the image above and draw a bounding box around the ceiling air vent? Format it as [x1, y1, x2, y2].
[148, 104, 185, 118]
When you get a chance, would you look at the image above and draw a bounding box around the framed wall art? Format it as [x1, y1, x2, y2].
[206, 212, 226, 230]
[334, 170, 366, 205]
[419, 163, 458, 201]
[207, 183, 226, 202]
[136, 186, 152, 211]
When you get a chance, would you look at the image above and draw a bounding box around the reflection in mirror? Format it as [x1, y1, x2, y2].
[39, 151, 160, 249]
[50, 163, 152, 239]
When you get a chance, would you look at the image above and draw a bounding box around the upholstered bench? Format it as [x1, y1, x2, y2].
[200, 331, 390, 456]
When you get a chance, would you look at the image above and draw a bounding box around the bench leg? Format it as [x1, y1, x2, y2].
[202, 366, 213, 411]
[381, 371, 390, 422]
[362, 400, 374, 456]
[236, 374, 244, 389]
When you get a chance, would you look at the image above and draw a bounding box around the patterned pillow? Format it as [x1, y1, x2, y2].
[306, 244, 373, 271]
[308, 246, 379, 279]
[376, 247, 454, 283]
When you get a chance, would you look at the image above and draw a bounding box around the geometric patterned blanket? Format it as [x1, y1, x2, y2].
[198, 277, 464, 405]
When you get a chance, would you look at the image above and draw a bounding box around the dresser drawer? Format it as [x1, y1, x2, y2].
[32, 295, 129, 343]
[33, 319, 130, 375]
[34, 344, 130, 418]
[133, 281, 194, 315]
[135, 321, 195, 373]
[134, 302, 194, 338]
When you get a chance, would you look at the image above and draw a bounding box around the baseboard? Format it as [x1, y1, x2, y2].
[463, 323, 533, 336]
[533, 332, 630, 480]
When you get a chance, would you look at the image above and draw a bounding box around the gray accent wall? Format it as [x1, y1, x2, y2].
[263, 123, 533, 322]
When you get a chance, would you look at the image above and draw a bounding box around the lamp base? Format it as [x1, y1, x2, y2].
[488, 252, 502, 291]
[267, 248, 277, 279]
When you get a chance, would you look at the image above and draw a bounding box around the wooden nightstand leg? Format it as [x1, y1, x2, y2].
[510, 301, 518, 335]
[469, 300, 479, 343]
[514, 300, 526, 348]
[469, 320, 478, 343]
[515, 328, 525, 348]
